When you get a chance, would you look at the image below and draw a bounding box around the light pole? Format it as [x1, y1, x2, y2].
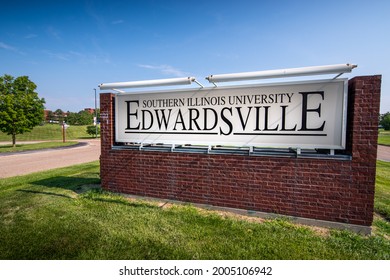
[94, 88, 97, 138]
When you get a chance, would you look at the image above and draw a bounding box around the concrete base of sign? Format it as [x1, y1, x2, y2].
[121, 193, 371, 235]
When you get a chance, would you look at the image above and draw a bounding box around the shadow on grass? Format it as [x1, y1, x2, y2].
[94, 196, 154, 208]
[77, 136, 100, 139]
[31, 176, 100, 192]
[17, 189, 73, 199]
[30, 175, 158, 210]
[0, 144, 22, 149]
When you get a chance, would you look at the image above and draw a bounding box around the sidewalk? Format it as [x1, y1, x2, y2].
[377, 145, 390, 162]
[0, 139, 100, 178]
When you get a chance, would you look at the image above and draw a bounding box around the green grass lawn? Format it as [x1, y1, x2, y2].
[378, 129, 390, 146]
[0, 141, 79, 153]
[0, 161, 389, 260]
[373, 161, 390, 239]
[0, 123, 93, 142]
[375, 161, 390, 219]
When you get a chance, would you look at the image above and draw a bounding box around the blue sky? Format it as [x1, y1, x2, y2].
[1, 0, 389, 113]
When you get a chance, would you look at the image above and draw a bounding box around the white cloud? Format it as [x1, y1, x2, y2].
[0, 42, 16, 51]
[0, 42, 25, 55]
[46, 26, 61, 40]
[43, 49, 112, 65]
[111, 19, 124, 25]
[138, 64, 189, 77]
[43, 50, 70, 61]
[25, 33, 38, 39]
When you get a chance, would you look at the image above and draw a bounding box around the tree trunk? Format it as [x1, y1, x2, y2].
[12, 133, 16, 147]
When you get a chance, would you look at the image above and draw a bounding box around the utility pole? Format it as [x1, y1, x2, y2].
[62, 121, 66, 143]
[94, 88, 97, 138]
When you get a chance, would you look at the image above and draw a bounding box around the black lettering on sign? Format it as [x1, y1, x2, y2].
[298, 91, 326, 131]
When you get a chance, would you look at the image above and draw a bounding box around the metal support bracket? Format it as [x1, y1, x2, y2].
[332, 73, 344, 79]
[193, 79, 204, 88]
[112, 88, 126, 94]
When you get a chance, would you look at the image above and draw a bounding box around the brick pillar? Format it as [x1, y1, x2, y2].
[100, 93, 115, 189]
[347, 75, 381, 226]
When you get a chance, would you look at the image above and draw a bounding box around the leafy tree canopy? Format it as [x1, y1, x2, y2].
[54, 108, 64, 115]
[0, 74, 45, 146]
[380, 112, 390, 130]
[66, 110, 93, 125]
[86, 125, 100, 137]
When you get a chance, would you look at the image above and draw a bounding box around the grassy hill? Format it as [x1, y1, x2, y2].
[0, 124, 93, 142]
[378, 130, 390, 146]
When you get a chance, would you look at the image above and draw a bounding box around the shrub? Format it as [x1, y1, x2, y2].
[86, 125, 100, 137]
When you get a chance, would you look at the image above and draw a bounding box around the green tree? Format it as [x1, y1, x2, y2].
[67, 110, 93, 125]
[0, 74, 45, 146]
[66, 111, 77, 125]
[86, 125, 100, 137]
[54, 108, 65, 123]
[380, 112, 390, 130]
[47, 110, 55, 122]
[78, 110, 93, 125]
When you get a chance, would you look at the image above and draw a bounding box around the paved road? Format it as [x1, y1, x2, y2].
[378, 145, 390, 162]
[0, 139, 100, 178]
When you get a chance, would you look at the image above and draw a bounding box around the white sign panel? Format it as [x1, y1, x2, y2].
[115, 79, 347, 149]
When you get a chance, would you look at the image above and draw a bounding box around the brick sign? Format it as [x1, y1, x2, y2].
[100, 75, 381, 233]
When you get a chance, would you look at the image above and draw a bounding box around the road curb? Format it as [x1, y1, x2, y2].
[0, 142, 88, 157]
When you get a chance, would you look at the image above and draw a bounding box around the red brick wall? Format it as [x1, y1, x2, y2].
[100, 76, 381, 227]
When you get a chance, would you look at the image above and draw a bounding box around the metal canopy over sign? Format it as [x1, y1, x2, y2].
[115, 79, 347, 150]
